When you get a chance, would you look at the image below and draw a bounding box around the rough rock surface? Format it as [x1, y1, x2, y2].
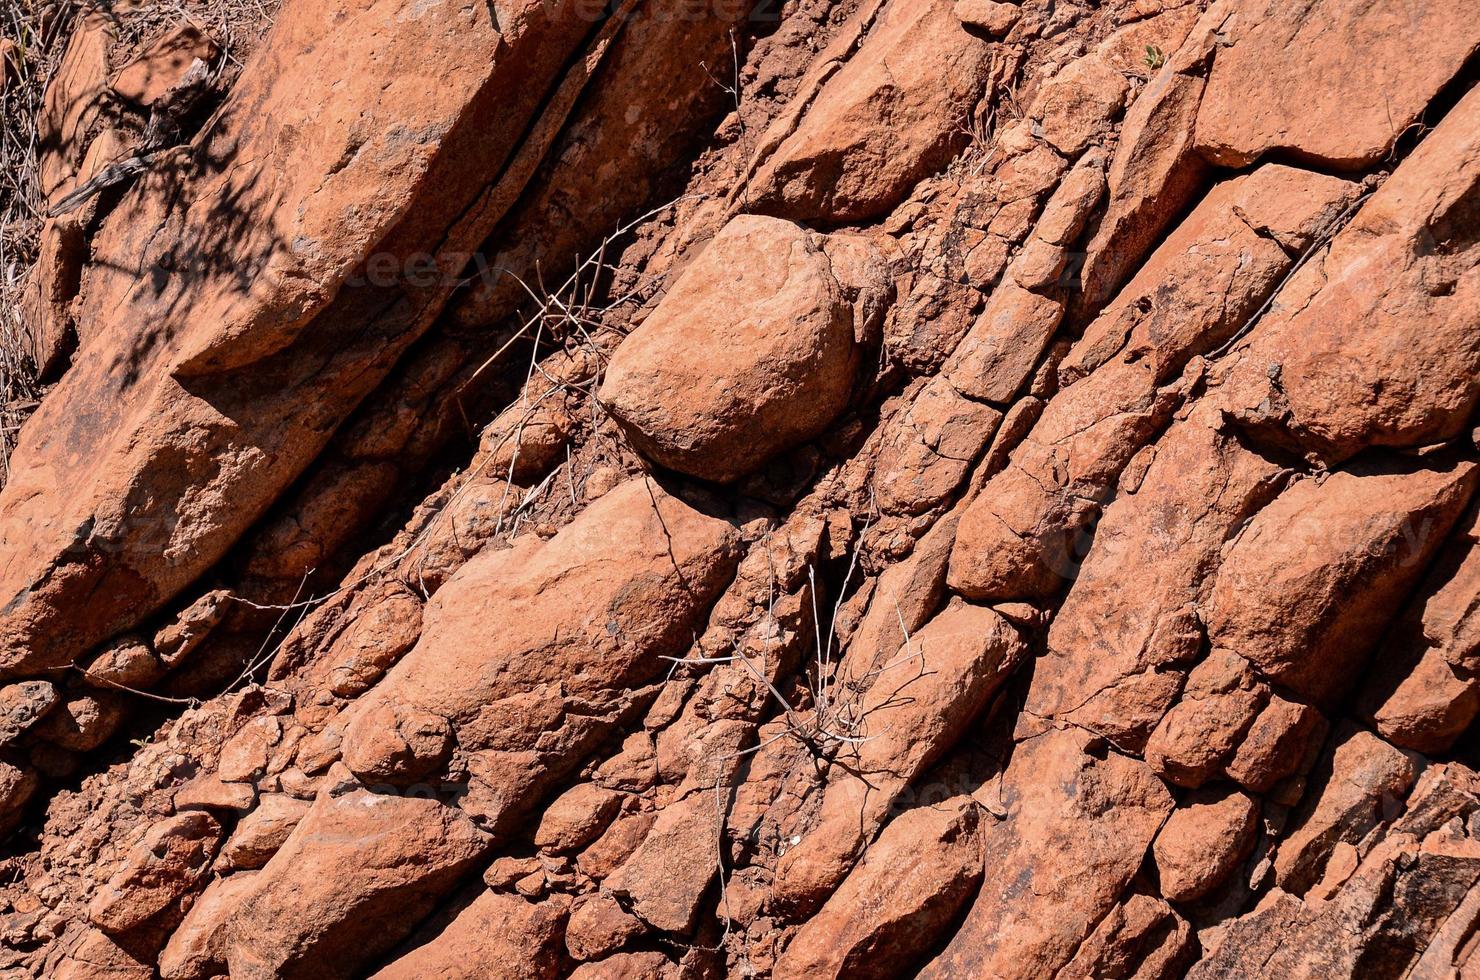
[2, 0, 1480, 976]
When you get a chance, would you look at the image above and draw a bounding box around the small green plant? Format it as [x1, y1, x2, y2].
[1144, 45, 1166, 71]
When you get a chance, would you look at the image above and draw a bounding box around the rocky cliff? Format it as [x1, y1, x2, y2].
[0, 0, 1478, 976]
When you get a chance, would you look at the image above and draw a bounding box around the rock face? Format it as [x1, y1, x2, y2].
[5, 0, 1480, 977]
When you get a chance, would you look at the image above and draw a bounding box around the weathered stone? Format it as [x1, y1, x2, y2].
[0, 680, 58, 744]
[771, 602, 1025, 914]
[950, 165, 1357, 601]
[747, 0, 991, 222]
[776, 798, 983, 979]
[34, 691, 127, 752]
[1273, 727, 1419, 895]
[955, 0, 1019, 35]
[88, 811, 222, 934]
[0, 0, 603, 675]
[1025, 404, 1286, 751]
[193, 790, 490, 979]
[1145, 651, 1268, 788]
[1153, 787, 1259, 902]
[535, 784, 624, 854]
[921, 727, 1175, 978]
[215, 794, 311, 871]
[110, 25, 218, 105]
[1206, 457, 1478, 704]
[373, 891, 570, 980]
[1194, 0, 1480, 168]
[600, 216, 884, 483]
[341, 479, 740, 835]
[1218, 83, 1480, 464]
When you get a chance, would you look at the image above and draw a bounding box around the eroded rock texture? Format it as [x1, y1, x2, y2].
[2, 0, 1479, 975]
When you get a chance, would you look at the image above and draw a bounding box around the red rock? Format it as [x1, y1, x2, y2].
[600, 216, 883, 483]
[578, 810, 657, 882]
[341, 479, 739, 834]
[51, 926, 153, 980]
[1074, 2, 1222, 315]
[1206, 457, 1478, 704]
[921, 728, 1174, 978]
[0, 0, 602, 676]
[373, 891, 570, 980]
[747, 0, 991, 223]
[943, 282, 1064, 405]
[1193, 763, 1480, 978]
[34, 691, 127, 752]
[565, 890, 645, 962]
[1194, 0, 1480, 169]
[82, 636, 166, 691]
[1058, 889, 1194, 979]
[1218, 83, 1480, 464]
[870, 377, 1002, 518]
[771, 602, 1025, 914]
[217, 714, 283, 783]
[1153, 787, 1259, 902]
[955, 0, 1020, 35]
[159, 872, 261, 980]
[1224, 694, 1328, 794]
[535, 783, 624, 854]
[0, 680, 58, 744]
[1273, 727, 1419, 894]
[1031, 55, 1130, 157]
[88, 811, 221, 934]
[0, 759, 39, 834]
[36, 10, 111, 203]
[197, 789, 490, 978]
[1363, 507, 1480, 753]
[110, 25, 218, 105]
[775, 797, 983, 979]
[340, 701, 452, 787]
[1145, 651, 1268, 788]
[215, 794, 310, 871]
[605, 791, 716, 935]
[950, 164, 1357, 601]
[568, 951, 674, 980]
[1025, 405, 1286, 750]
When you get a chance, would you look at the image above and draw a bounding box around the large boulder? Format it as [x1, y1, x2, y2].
[340, 478, 741, 833]
[1195, 0, 1480, 169]
[169, 788, 490, 980]
[600, 216, 886, 483]
[0, 0, 598, 676]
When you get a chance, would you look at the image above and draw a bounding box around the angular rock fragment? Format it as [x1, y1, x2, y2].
[88, 811, 222, 935]
[1153, 787, 1259, 902]
[181, 789, 490, 979]
[747, 0, 992, 223]
[1206, 456, 1478, 704]
[373, 890, 570, 980]
[775, 797, 983, 979]
[1195, 0, 1480, 169]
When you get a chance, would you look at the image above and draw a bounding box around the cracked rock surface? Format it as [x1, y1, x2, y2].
[2, 0, 1480, 975]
